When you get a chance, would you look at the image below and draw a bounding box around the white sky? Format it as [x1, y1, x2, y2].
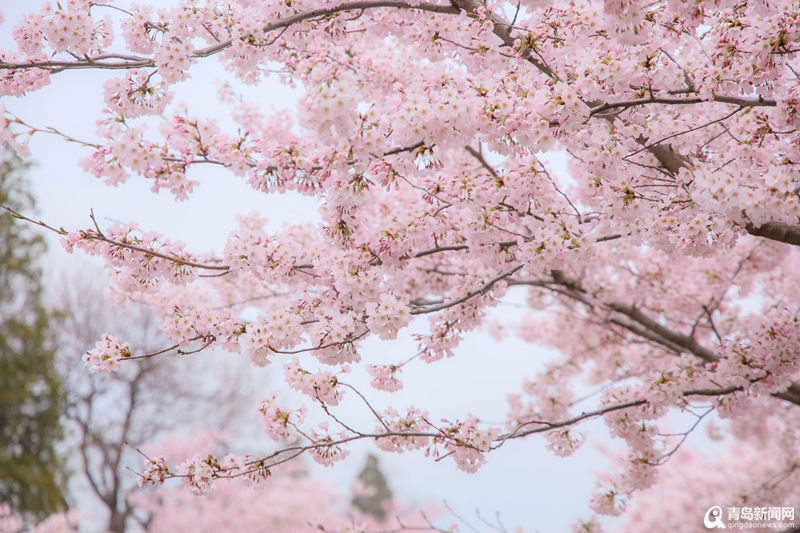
[0, 2, 637, 531]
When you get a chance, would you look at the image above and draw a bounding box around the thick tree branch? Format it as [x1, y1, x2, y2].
[413, 244, 471, 258]
[745, 221, 800, 247]
[606, 303, 719, 363]
[464, 146, 499, 178]
[449, 0, 555, 78]
[610, 303, 800, 406]
[510, 276, 800, 408]
[608, 317, 687, 354]
[589, 95, 777, 116]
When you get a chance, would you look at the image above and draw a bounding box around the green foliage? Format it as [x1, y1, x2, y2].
[0, 148, 67, 518]
[352, 454, 393, 521]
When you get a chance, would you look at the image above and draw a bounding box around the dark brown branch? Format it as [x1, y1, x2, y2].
[635, 136, 691, 175]
[0, 204, 231, 272]
[124, 336, 205, 361]
[501, 384, 743, 441]
[589, 95, 776, 116]
[0, 2, 460, 71]
[610, 304, 800, 407]
[383, 140, 427, 156]
[413, 244, 470, 258]
[413, 232, 619, 259]
[410, 264, 523, 315]
[608, 317, 686, 354]
[746, 221, 800, 247]
[269, 330, 369, 354]
[606, 303, 719, 363]
[1, 204, 323, 276]
[625, 106, 744, 160]
[464, 146, 499, 178]
[449, 0, 555, 79]
[145, 383, 747, 485]
[510, 275, 800, 408]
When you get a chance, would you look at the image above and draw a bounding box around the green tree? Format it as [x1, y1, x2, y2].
[0, 148, 67, 518]
[352, 454, 393, 522]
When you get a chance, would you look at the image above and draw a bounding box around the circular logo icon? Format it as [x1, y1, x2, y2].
[704, 506, 727, 529]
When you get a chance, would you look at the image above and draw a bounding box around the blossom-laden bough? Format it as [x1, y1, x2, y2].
[3, 0, 800, 529]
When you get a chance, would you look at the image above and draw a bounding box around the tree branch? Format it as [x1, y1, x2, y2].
[745, 221, 800, 247]
[510, 275, 800, 408]
[410, 264, 523, 315]
[464, 146, 499, 178]
[589, 95, 776, 116]
[0, 2, 460, 72]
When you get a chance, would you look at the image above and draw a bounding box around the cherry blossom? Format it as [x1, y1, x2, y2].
[0, 505, 78, 533]
[83, 333, 131, 373]
[3, 0, 800, 526]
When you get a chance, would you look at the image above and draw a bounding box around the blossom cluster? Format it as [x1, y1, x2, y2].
[138, 455, 170, 488]
[60, 221, 200, 291]
[307, 426, 352, 467]
[365, 294, 411, 341]
[441, 420, 501, 474]
[176, 453, 220, 496]
[239, 309, 305, 367]
[284, 357, 344, 406]
[82, 334, 131, 373]
[373, 407, 432, 453]
[365, 364, 403, 392]
[4, 0, 800, 523]
[254, 392, 307, 442]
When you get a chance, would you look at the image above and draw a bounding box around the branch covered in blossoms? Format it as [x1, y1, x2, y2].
[6, 0, 800, 525]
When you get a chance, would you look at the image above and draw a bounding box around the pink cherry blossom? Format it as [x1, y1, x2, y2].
[82, 333, 130, 373]
[4, 0, 800, 524]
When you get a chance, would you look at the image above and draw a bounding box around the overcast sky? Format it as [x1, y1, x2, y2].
[0, 3, 638, 531]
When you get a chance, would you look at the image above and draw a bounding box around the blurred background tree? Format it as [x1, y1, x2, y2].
[51, 267, 257, 533]
[0, 147, 68, 518]
[0, 148, 426, 533]
[352, 455, 393, 522]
